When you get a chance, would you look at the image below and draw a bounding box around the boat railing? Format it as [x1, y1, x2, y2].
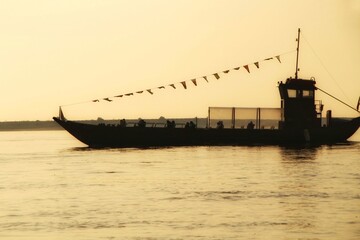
[315, 100, 323, 115]
[100, 120, 196, 128]
[133, 122, 187, 128]
[208, 107, 283, 130]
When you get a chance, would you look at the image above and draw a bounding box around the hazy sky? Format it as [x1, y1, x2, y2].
[1, 0, 359, 121]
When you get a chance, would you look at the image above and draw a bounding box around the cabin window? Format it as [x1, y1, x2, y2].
[287, 89, 314, 98]
[287, 89, 297, 98]
[303, 90, 314, 98]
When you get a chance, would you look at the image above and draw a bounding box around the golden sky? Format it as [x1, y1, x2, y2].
[1, 0, 359, 121]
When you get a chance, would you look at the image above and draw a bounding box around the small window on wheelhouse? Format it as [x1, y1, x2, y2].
[287, 89, 297, 98]
[303, 90, 314, 98]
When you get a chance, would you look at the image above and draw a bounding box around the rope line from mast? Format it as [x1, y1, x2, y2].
[316, 87, 360, 114]
[300, 30, 352, 104]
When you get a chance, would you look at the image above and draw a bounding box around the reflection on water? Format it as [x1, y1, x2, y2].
[0, 131, 359, 239]
[280, 145, 319, 161]
[278, 146, 322, 236]
[278, 143, 360, 239]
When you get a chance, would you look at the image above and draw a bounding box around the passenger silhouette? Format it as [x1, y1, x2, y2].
[217, 121, 224, 129]
[247, 121, 255, 130]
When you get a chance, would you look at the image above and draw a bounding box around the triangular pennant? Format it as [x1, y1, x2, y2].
[203, 76, 208, 82]
[181, 81, 187, 89]
[223, 70, 230, 74]
[276, 55, 281, 63]
[213, 73, 220, 80]
[254, 62, 259, 68]
[357, 96, 360, 111]
[136, 91, 143, 94]
[158, 86, 165, 89]
[92, 99, 100, 102]
[170, 84, 176, 89]
[125, 93, 133, 96]
[114, 95, 123, 98]
[264, 57, 273, 61]
[147, 89, 153, 95]
[233, 67, 240, 70]
[191, 79, 197, 86]
[103, 98, 112, 102]
[243, 65, 250, 73]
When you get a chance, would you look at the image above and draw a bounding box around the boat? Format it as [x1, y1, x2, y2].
[53, 29, 360, 147]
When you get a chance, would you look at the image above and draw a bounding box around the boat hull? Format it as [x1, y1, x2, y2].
[53, 117, 360, 148]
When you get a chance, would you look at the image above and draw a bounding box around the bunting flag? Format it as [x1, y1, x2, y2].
[61, 52, 287, 106]
[181, 81, 187, 89]
[357, 96, 360, 111]
[243, 65, 250, 73]
[213, 73, 220, 80]
[276, 55, 281, 63]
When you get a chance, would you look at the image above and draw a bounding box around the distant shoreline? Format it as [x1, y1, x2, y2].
[0, 121, 63, 131]
[0, 118, 208, 131]
[2, 118, 358, 133]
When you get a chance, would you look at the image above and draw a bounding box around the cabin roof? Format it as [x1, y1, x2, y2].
[283, 78, 316, 90]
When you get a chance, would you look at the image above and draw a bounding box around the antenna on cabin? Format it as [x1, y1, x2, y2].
[295, 28, 301, 79]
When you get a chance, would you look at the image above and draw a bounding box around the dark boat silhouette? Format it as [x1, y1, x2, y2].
[53, 29, 360, 147]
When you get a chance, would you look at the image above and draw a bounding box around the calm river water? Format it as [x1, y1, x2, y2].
[1, 130, 360, 239]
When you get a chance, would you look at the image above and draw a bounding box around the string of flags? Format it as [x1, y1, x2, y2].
[62, 53, 288, 107]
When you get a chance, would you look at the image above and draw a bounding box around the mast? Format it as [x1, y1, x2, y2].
[295, 28, 300, 79]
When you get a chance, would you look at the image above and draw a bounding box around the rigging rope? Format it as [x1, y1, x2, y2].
[316, 87, 360, 114]
[301, 31, 352, 104]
